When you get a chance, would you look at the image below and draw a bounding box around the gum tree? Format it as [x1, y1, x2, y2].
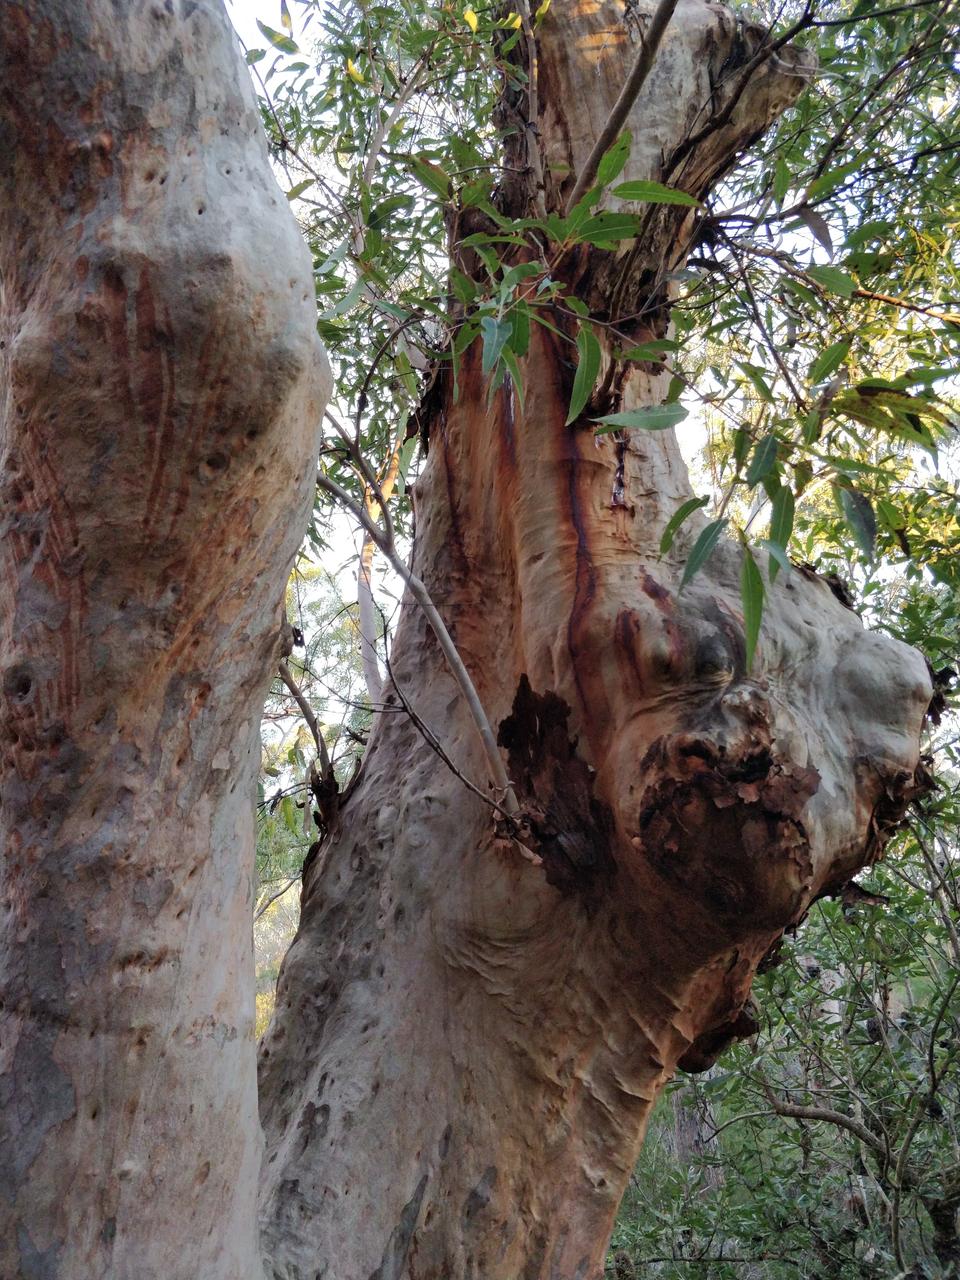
[2, 0, 955, 1278]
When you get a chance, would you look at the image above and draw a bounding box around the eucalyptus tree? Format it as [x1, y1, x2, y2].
[1, 0, 957, 1278]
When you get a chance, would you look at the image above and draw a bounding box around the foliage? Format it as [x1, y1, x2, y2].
[241, 0, 960, 1261]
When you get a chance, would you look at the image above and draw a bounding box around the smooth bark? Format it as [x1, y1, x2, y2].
[258, 3, 930, 1278]
[0, 3, 328, 1277]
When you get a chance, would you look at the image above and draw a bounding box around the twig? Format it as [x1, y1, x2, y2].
[564, 0, 682, 213]
[254, 874, 300, 922]
[278, 660, 332, 780]
[316, 465, 520, 817]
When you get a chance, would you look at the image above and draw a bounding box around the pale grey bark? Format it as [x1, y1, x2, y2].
[0, 4, 328, 1277]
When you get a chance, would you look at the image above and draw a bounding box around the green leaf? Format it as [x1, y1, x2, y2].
[746, 433, 779, 486]
[759, 538, 792, 581]
[245, 48, 266, 64]
[596, 130, 632, 186]
[773, 156, 791, 204]
[500, 345, 526, 410]
[612, 180, 699, 207]
[741, 547, 765, 671]
[808, 157, 863, 201]
[286, 178, 315, 201]
[767, 487, 795, 581]
[566, 325, 601, 424]
[737, 361, 774, 403]
[594, 403, 689, 433]
[809, 339, 850, 384]
[408, 154, 452, 200]
[621, 339, 679, 361]
[680, 518, 729, 589]
[256, 19, 299, 53]
[837, 485, 877, 558]
[659, 496, 709, 554]
[807, 265, 856, 298]
[480, 315, 511, 376]
[572, 213, 643, 246]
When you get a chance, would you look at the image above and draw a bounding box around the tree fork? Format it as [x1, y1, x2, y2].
[259, 4, 931, 1278]
[0, 3, 328, 1277]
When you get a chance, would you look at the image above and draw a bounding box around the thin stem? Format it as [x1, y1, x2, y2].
[278, 660, 332, 780]
[564, 0, 682, 213]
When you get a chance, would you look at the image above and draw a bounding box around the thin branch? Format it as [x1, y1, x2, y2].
[254, 875, 300, 923]
[278, 660, 332, 780]
[564, 0, 682, 213]
[315, 467, 520, 817]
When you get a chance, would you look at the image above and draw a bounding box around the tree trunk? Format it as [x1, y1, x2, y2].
[258, 4, 930, 1279]
[0, 4, 327, 1277]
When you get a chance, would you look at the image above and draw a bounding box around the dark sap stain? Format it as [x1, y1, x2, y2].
[367, 1173, 428, 1280]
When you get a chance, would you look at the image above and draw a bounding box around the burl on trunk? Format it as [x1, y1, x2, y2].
[259, 3, 930, 1279]
[0, 3, 327, 1278]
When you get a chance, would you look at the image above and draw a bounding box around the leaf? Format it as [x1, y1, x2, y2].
[797, 207, 833, 258]
[245, 48, 266, 64]
[737, 361, 774, 403]
[621, 339, 679, 361]
[596, 130, 632, 187]
[773, 156, 791, 204]
[286, 178, 315, 201]
[257, 19, 299, 53]
[612, 180, 699, 207]
[837, 486, 877, 558]
[345, 56, 365, 84]
[809, 339, 849, 384]
[463, 7, 478, 31]
[594, 403, 689, 433]
[767, 487, 794, 581]
[572, 212, 643, 246]
[680, 518, 729, 589]
[500, 345, 526, 410]
[807, 265, 856, 298]
[408, 154, 451, 200]
[659, 496, 709, 554]
[480, 316, 511, 376]
[746, 433, 779, 486]
[280, 0, 292, 31]
[741, 547, 765, 671]
[759, 538, 792, 581]
[808, 157, 862, 201]
[566, 325, 601, 424]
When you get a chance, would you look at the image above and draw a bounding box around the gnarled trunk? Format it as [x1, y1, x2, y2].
[0, 3, 327, 1277]
[258, 3, 929, 1279]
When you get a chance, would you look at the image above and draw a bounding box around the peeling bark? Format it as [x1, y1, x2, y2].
[258, 4, 930, 1278]
[0, 4, 328, 1277]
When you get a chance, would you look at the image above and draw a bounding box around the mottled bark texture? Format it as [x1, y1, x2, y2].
[0, 3, 328, 1277]
[258, 4, 930, 1279]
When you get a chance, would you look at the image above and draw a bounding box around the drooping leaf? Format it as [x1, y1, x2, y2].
[659, 496, 709, 554]
[612, 180, 700, 207]
[746, 433, 779, 486]
[837, 485, 877, 558]
[680, 518, 729, 589]
[809, 339, 850, 384]
[807, 265, 856, 298]
[767, 487, 795, 581]
[594, 403, 689, 432]
[566, 325, 601, 424]
[741, 547, 765, 671]
[480, 315, 511, 376]
[257, 19, 299, 53]
[797, 207, 834, 257]
[596, 130, 632, 186]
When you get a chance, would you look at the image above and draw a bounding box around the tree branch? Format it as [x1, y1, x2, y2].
[564, 0, 682, 213]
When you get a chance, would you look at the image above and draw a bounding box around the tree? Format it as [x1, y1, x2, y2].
[2, 0, 954, 1277]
